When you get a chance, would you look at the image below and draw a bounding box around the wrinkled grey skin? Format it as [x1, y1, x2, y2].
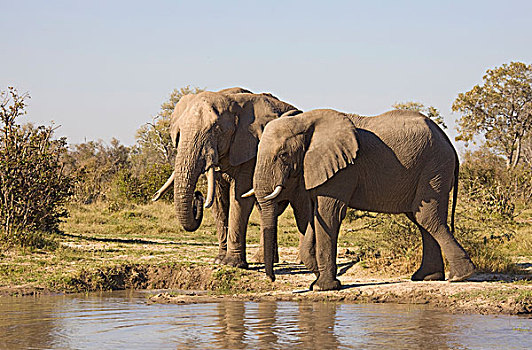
[253, 109, 475, 291]
[152, 88, 300, 268]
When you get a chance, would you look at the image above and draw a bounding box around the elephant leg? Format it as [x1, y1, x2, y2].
[252, 201, 286, 264]
[413, 199, 475, 281]
[299, 221, 318, 275]
[290, 191, 313, 265]
[221, 162, 255, 269]
[310, 196, 346, 291]
[213, 175, 230, 264]
[406, 212, 444, 281]
[295, 233, 305, 265]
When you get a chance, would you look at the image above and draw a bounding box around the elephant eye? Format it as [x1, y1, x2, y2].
[278, 152, 289, 162]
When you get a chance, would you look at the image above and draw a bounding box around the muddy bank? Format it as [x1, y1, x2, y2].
[0, 262, 275, 297]
[150, 277, 532, 316]
[1, 261, 530, 315]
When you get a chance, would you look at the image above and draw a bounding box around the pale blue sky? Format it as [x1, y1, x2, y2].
[1, 0, 531, 148]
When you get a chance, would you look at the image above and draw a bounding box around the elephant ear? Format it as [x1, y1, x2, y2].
[229, 95, 297, 166]
[228, 100, 263, 166]
[303, 110, 359, 190]
[170, 94, 197, 147]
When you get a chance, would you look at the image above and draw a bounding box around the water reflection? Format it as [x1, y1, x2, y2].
[0, 292, 530, 349]
[338, 304, 457, 349]
[297, 302, 339, 348]
[0, 296, 57, 349]
[215, 301, 246, 349]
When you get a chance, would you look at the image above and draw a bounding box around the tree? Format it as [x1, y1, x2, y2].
[520, 131, 532, 167]
[0, 87, 73, 246]
[132, 86, 204, 171]
[452, 61, 532, 168]
[392, 101, 447, 129]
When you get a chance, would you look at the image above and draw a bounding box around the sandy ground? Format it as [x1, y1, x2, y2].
[147, 245, 532, 315]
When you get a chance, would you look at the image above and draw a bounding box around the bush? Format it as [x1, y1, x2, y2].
[63, 139, 130, 204]
[0, 87, 73, 247]
[106, 163, 174, 209]
[460, 149, 532, 219]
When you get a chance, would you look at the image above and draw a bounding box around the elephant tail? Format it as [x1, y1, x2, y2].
[451, 154, 459, 234]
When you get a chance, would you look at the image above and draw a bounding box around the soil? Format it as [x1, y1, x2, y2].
[147, 246, 532, 315]
[1, 244, 530, 316]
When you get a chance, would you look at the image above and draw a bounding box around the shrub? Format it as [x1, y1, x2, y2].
[460, 149, 532, 219]
[0, 87, 73, 247]
[106, 163, 174, 208]
[63, 139, 130, 204]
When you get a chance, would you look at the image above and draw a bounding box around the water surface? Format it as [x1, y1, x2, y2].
[1, 291, 530, 349]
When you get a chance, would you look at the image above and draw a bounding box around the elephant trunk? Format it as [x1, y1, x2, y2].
[260, 202, 278, 281]
[173, 140, 205, 232]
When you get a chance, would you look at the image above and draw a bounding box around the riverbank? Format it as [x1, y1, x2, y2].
[0, 202, 530, 315]
[2, 246, 530, 315]
[150, 279, 532, 316]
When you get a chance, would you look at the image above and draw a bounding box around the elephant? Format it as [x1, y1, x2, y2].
[249, 108, 476, 291]
[151, 87, 302, 268]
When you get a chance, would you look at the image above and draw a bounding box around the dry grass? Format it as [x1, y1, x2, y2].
[0, 200, 530, 294]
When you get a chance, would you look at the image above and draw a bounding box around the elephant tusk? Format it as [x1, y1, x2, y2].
[241, 188, 255, 198]
[204, 167, 216, 208]
[264, 186, 283, 200]
[152, 171, 175, 201]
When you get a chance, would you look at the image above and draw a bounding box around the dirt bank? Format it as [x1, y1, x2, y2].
[148, 267, 532, 315]
[1, 257, 530, 315]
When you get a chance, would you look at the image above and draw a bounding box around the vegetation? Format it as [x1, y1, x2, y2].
[0, 88, 73, 247]
[453, 61, 532, 169]
[63, 138, 130, 204]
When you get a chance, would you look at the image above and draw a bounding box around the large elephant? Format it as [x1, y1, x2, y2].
[250, 109, 476, 290]
[152, 88, 300, 268]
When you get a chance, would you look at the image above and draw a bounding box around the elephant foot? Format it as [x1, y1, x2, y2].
[310, 277, 341, 291]
[213, 252, 226, 265]
[221, 255, 249, 269]
[251, 249, 279, 264]
[448, 259, 476, 282]
[411, 268, 445, 281]
[294, 252, 304, 265]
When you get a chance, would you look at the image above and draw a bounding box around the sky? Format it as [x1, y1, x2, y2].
[1, 0, 531, 150]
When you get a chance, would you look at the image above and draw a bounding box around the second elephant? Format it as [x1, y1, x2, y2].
[251, 109, 475, 291]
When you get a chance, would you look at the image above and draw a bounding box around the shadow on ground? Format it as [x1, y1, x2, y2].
[57, 232, 216, 247]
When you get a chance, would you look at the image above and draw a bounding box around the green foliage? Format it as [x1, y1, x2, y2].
[107, 163, 173, 206]
[460, 149, 532, 219]
[392, 101, 447, 129]
[63, 138, 130, 204]
[0, 87, 73, 247]
[453, 61, 532, 168]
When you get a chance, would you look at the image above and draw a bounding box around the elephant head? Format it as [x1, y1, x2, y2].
[157, 88, 298, 232]
[251, 109, 359, 280]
